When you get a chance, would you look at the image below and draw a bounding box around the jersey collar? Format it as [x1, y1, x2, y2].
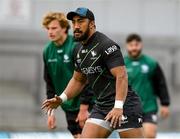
[128, 54, 144, 61]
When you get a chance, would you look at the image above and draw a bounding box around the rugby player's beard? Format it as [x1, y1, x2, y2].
[73, 28, 90, 42]
[128, 49, 142, 59]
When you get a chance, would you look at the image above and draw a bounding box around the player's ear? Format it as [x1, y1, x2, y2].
[89, 20, 95, 29]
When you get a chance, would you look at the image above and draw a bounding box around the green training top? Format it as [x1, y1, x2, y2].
[124, 54, 158, 113]
[43, 35, 80, 111]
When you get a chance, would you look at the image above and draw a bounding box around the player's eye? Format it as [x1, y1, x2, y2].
[78, 19, 86, 24]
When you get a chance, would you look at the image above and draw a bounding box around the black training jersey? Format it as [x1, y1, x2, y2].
[73, 31, 129, 109]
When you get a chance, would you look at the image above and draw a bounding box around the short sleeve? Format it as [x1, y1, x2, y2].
[102, 42, 124, 70]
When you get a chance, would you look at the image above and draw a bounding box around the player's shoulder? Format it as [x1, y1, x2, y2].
[43, 41, 53, 54]
[97, 32, 117, 44]
[124, 55, 129, 61]
[96, 31, 121, 50]
[123, 55, 132, 65]
[142, 54, 158, 66]
[43, 41, 55, 61]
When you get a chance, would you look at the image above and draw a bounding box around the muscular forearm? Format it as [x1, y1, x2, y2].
[115, 72, 128, 102]
[64, 73, 87, 100]
[64, 78, 85, 100]
[105, 67, 127, 128]
[41, 72, 87, 113]
[110, 66, 128, 109]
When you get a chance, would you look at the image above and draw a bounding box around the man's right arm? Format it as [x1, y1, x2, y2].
[65, 44, 88, 100]
[41, 71, 87, 112]
[42, 44, 87, 111]
[64, 71, 87, 100]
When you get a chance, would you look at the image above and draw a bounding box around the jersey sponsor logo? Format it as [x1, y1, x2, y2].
[90, 50, 99, 60]
[138, 117, 143, 123]
[122, 115, 128, 121]
[48, 58, 57, 63]
[81, 49, 88, 54]
[132, 61, 140, 66]
[105, 45, 118, 55]
[152, 114, 157, 122]
[121, 115, 128, 124]
[63, 54, 70, 63]
[81, 66, 103, 74]
[141, 64, 149, 73]
[91, 50, 97, 57]
[57, 49, 63, 53]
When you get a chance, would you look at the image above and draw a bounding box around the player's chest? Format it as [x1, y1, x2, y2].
[47, 49, 73, 71]
[76, 46, 104, 74]
[126, 61, 151, 78]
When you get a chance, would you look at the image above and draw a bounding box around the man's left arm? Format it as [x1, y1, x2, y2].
[102, 43, 128, 128]
[111, 66, 128, 102]
[105, 66, 128, 128]
[152, 63, 170, 118]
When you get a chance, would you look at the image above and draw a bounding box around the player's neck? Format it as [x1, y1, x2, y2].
[129, 53, 142, 60]
[54, 34, 67, 46]
[82, 29, 96, 45]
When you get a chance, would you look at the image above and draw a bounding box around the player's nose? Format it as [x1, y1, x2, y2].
[73, 22, 80, 29]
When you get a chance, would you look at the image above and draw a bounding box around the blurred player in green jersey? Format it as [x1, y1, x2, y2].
[42, 12, 93, 138]
[124, 33, 170, 138]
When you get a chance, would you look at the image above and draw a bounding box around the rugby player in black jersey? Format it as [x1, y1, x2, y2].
[42, 7, 144, 138]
